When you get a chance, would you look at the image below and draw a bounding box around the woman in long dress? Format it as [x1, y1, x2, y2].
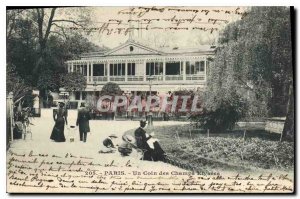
[50, 102, 67, 142]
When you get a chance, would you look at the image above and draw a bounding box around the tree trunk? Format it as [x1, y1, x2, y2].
[46, 89, 49, 108]
[281, 82, 294, 141]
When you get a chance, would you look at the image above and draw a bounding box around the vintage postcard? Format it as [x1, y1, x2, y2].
[6, 6, 294, 193]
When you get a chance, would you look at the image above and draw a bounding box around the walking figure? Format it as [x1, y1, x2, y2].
[76, 103, 91, 142]
[50, 102, 67, 142]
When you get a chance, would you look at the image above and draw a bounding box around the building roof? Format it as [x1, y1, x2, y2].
[79, 40, 216, 59]
[160, 45, 216, 54]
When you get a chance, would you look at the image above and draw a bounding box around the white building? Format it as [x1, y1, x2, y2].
[65, 39, 215, 105]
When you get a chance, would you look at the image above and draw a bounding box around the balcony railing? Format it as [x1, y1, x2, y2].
[150, 75, 164, 81]
[165, 75, 183, 81]
[127, 76, 144, 81]
[93, 76, 107, 82]
[87, 74, 205, 83]
[110, 76, 125, 81]
[186, 74, 205, 81]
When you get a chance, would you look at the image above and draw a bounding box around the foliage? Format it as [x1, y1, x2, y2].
[6, 64, 32, 102]
[85, 94, 97, 111]
[191, 7, 293, 134]
[37, 69, 61, 92]
[216, 7, 292, 117]
[101, 82, 122, 95]
[170, 137, 294, 170]
[6, 8, 104, 96]
[190, 91, 247, 132]
[170, 89, 198, 116]
[124, 124, 294, 171]
[60, 72, 87, 91]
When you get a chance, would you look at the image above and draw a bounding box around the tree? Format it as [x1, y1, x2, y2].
[30, 8, 92, 74]
[60, 72, 87, 92]
[194, 7, 293, 137]
[6, 64, 32, 102]
[37, 69, 62, 107]
[190, 90, 247, 132]
[281, 81, 294, 141]
[101, 82, 122, 95]
[217, 7, 292, 117]
[6, 8, 105, 106]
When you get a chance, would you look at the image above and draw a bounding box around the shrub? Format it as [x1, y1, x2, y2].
[190, 91, 247, 133]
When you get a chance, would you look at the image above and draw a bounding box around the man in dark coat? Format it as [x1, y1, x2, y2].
[76, 103, 91, 142]
[134, 120, 153, 160]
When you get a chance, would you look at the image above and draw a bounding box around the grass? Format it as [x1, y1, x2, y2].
[124, 124, 294, 173]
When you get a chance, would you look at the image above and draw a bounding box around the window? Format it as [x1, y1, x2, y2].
[200, 61, 205, 72]
[195, 62, 200, 74]
[83, 64, 87, 75]
[82, 91, 87, 100]
[118, 64, 122, 76]
[129, 46, 134, 52]
[191, 62, 195, 74]
[166, 62, 180, 75]
[186, 60, 205, 74]
[110, 63, 126, 76]
[146, 62, 163, 75]
[186, 62, 190, 74]
[73, 64, 87, 75]
[75, 92, 81, 100]
[127, 63, 136, 75]
[93, 64, 105, 76]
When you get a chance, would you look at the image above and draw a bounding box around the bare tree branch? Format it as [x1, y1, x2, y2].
[52, 23, 68, 38]
[43, 8, 57, 42]
[52, 19, 85, 27]
[50, 30, 65, 38]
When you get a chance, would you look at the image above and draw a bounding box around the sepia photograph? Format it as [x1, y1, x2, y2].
[6, 5, 294, 193]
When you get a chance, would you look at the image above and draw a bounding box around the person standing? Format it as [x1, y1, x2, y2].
[134, 120, 153, 161]
[76, 103, 91, 142]
[50, 102, 67, 142]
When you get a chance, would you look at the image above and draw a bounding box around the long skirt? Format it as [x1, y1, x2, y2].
[152, 141, 166, 161]
[50, 118, 66, 142]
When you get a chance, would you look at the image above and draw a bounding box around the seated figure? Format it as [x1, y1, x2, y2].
[118, 135, 133, 156]
[99, 134, 118, 153]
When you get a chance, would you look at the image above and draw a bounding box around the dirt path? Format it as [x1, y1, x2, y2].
[8, 118, 189, 173]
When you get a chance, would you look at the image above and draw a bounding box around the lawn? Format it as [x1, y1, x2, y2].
[124, 124, 294, 174]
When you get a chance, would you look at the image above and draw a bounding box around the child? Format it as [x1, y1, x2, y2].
[99, 134, 118, 153]
[118, 135, 133, 156]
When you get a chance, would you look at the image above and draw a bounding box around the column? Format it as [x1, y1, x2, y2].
[107, 62, 110, 82]
[91, 62, 94, 82]
[163, 59, 166, 81]
[103, 62, 106, 81]
[87, 62, 90, 83]
[183, 60, 186, 81]
[71, 62, 74, 72]
[143, 59, 147, 81]
[125, 60, 128, 82]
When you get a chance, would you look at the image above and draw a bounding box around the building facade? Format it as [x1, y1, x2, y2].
[65, 40, 215, 106]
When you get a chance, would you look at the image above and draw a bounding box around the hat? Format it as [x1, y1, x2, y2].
[58, 102, 65, 106]
[140, 120, 147, 125]
[108, 134, 118, 138]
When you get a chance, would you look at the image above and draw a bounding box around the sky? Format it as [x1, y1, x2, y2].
[69, 6, 247, 49]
